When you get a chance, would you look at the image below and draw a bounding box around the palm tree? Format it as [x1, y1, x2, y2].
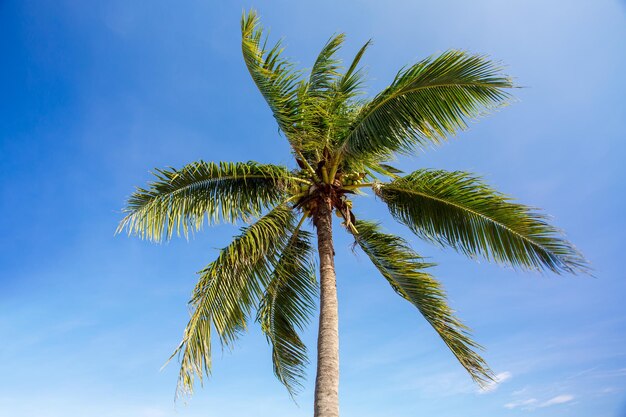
[118, 10, 588, 417]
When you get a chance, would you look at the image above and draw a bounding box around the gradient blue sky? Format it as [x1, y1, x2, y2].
[1, 1, 625, 416]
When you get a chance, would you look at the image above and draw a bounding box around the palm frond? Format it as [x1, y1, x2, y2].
[321, 40, 372, 158]
[366, 162, 404, 180]
[118, 161, 293, 242]
[334, 39, 371, 100]
[351, 220, 492, 385]
[291, 34, 347, 156]
[377, 169, 589, 274]
[298, 38, 372, 160]
[257, 218, 317, 396]
[308, 34, 345, 97]
[172, 205, 298, 396]
[241, 10, 302, 142]
[339, 50, 513, 162]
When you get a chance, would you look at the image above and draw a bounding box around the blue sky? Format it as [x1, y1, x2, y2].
[1, 0, 625, 416]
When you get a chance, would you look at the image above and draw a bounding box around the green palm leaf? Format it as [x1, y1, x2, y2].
[117, 161, 294, 242]
[322, 39, 372, 159]
[351, 220, 492, 385]
[241, 10, 302, 142]
[308, 34, 345, 97]
[172, 205, 298, 395]
[333, 39, 371, 101]
[292, 34, 347, 157]
[377, 169, 588, 274]
[258, 219, 317, 396]
[339, 50, 513, 162]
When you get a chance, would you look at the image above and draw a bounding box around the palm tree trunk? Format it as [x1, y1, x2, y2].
[313, 197, 340, 417]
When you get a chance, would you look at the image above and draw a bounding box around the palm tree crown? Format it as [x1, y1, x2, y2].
[118, 9, 588, 412]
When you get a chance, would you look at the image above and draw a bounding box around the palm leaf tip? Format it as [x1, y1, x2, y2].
[340, 50, 514, 162]
[117, 161, 292, 242]
[328, 39, 371, 105]
[351, 220, 493, 384]
[241, 9, 303, 143]
[170, 205, 301, 396]
[257, 223, 317, 396]
[378, 169, 590, 275]
[308, 33, 346, 96]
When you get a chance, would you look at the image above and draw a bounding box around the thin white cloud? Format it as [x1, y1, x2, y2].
[505, 394, 575, 410]
[504, 398, 537, 409]
[479, 371, 512, 394]
[566, 366, 599, 380]
[538, 394, 575, 408]
[567, 366, 626, 380]
[592, 368, 626, 378]
[391, 369, 476, 397]
[138, 407, 168, 417]
[511, 387, 529, 396]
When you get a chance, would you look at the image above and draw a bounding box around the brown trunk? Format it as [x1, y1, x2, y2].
[313, 197, 340, 417]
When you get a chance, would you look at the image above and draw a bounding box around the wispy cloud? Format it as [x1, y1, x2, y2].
[567, 366, 626, 380]
[390, 369, 475, 397]
[592, 368, 626, 378]
[504, 394, 575, 410]
[539, 394, 575, 408]
[138, 408, 167, 417]
[511, 387, 529, 396]
[479, 371, 512, 394]
[504, 398, 537, 409]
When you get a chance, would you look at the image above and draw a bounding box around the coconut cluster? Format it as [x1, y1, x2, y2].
[291, 170, 314, 195]
[289, 169, 369, 204]
[341, 172, 366, 186]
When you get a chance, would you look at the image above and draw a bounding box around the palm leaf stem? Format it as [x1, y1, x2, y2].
[293, 212, 308, 236]
[342, 182, 377, 190]
[321, 166, 330, 184]
[327, 156, 342, 185]
[291, 177, 313, 185]
[284, 193, 308, 204]
[295, 149, 316, 175]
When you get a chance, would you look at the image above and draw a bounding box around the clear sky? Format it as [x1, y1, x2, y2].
[1, 1, 625, 416]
